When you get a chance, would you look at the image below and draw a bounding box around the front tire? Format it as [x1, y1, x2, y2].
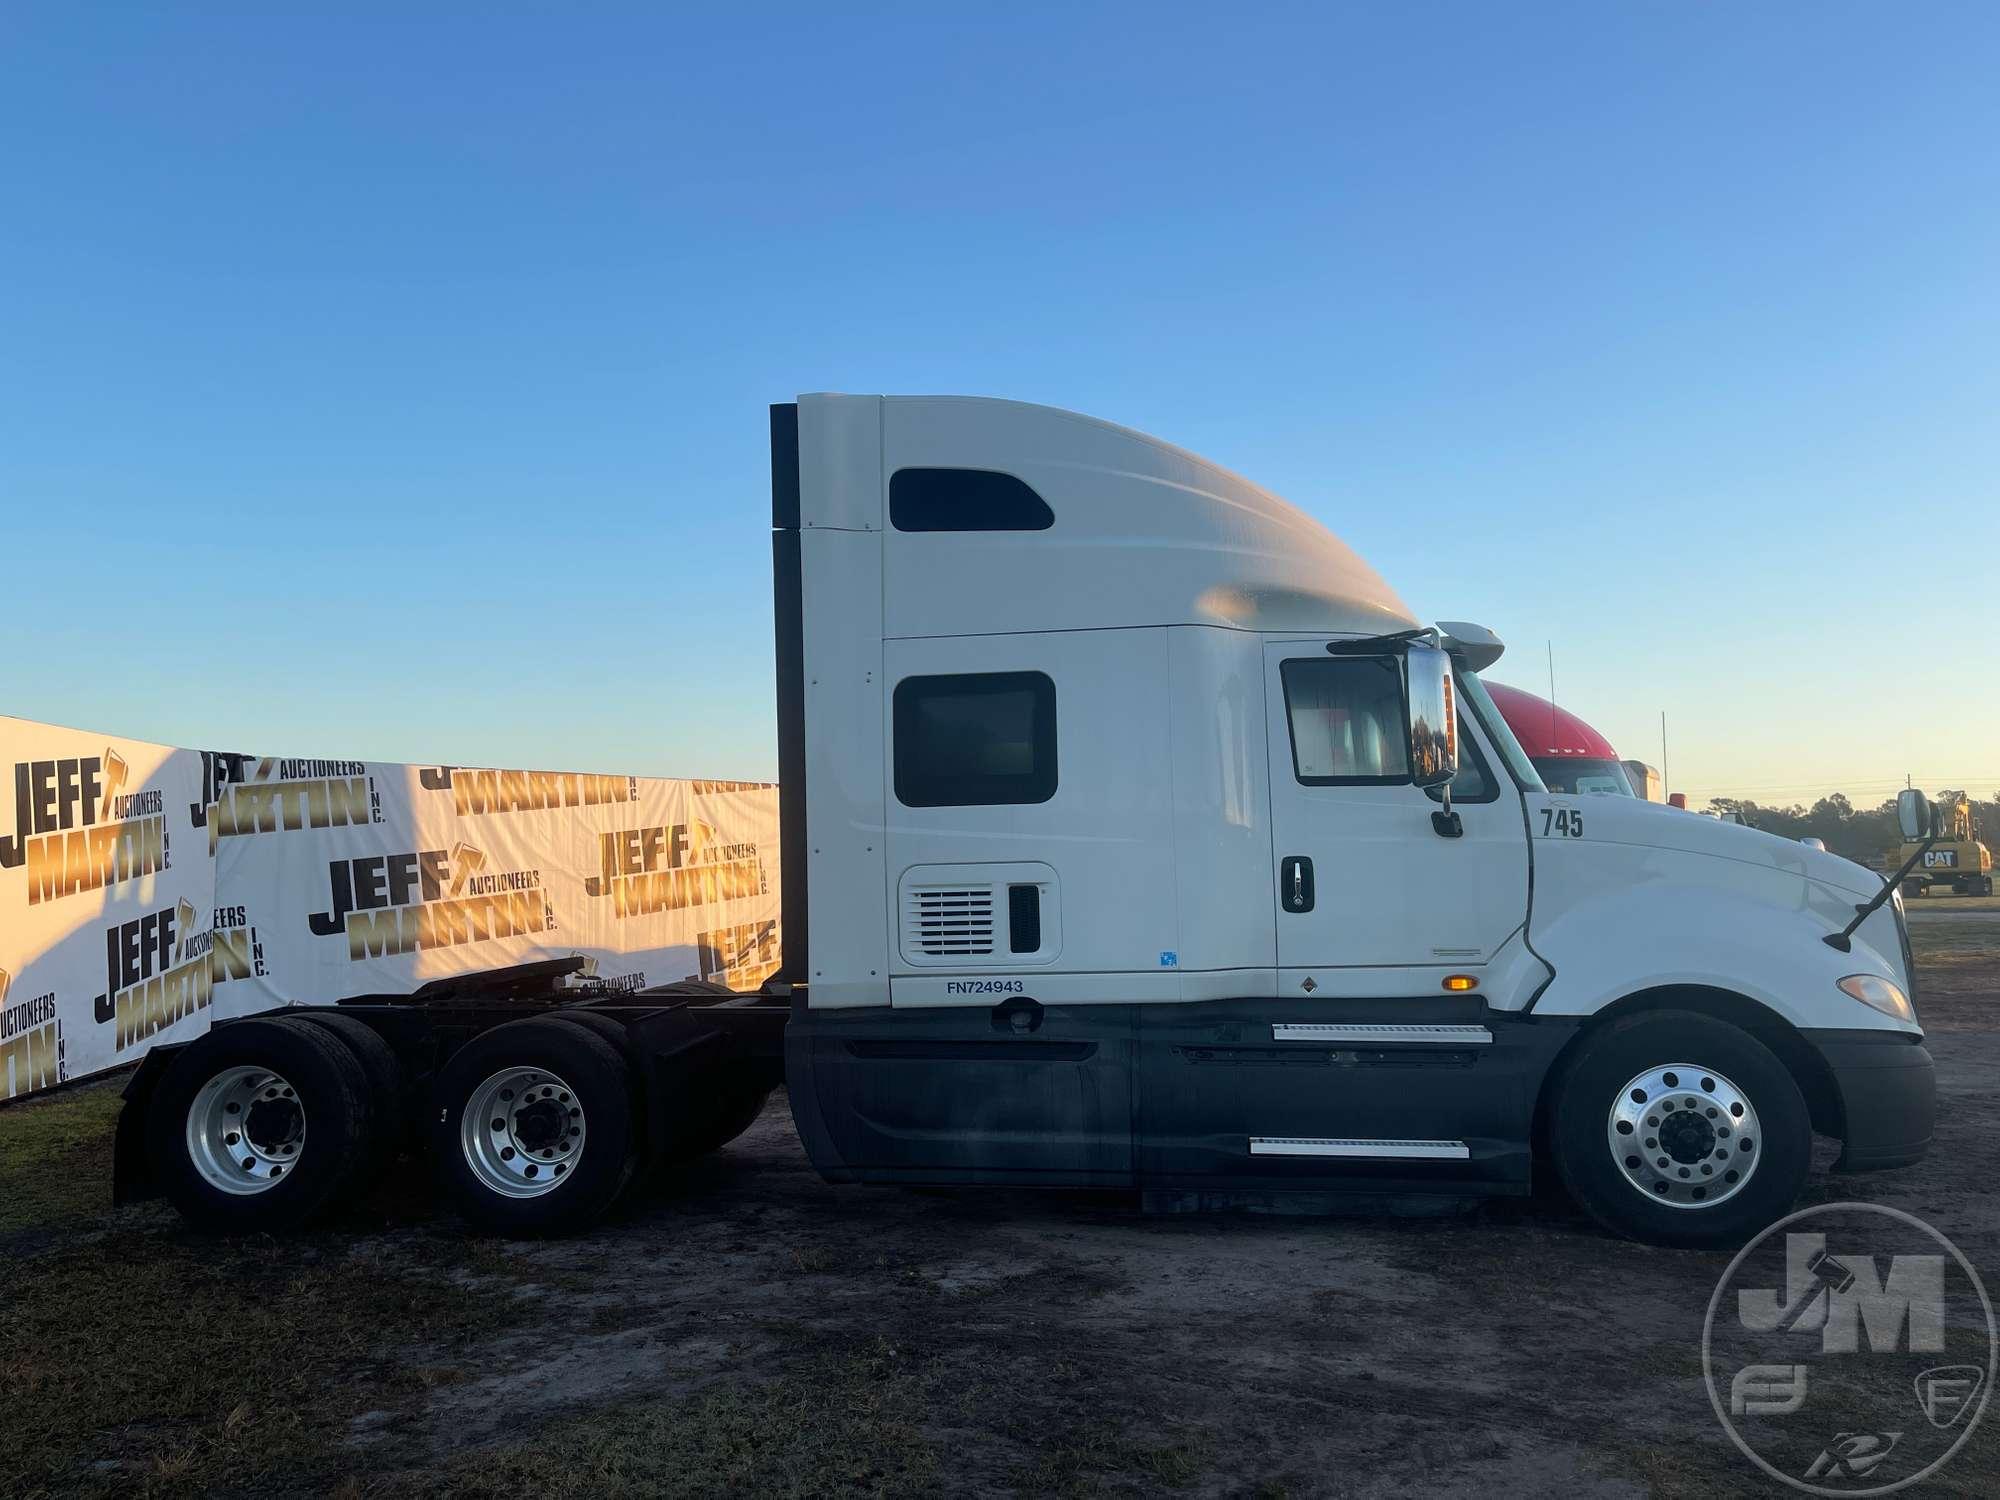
[1550, 1009, 1810, 1249]
[433, 1016, 637, 1235]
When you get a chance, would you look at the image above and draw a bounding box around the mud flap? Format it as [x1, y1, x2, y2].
[112, 1045, 184, 1206]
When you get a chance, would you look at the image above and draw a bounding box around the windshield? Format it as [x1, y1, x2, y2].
[1456, 670, 1545, 792]
[1534, 757, 1634, 796]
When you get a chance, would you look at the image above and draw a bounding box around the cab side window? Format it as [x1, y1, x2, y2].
[1426, 711, 1498, 804]
[1281, 658, 1409, 785]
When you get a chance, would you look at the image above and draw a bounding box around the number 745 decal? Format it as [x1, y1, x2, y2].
[1541, 807, 1585, 838]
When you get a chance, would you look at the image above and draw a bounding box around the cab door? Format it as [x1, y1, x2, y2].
[1264, 643, 1529, 982]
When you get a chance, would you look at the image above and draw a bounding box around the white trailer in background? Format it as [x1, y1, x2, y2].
[117, 395, 1935, 1249]
[1623, 760, 1664, 802]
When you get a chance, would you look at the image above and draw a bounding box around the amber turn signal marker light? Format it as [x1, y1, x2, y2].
[1442, 974, 1478, 992]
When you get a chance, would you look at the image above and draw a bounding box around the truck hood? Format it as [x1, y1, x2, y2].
[1537, 793, 1884, 900]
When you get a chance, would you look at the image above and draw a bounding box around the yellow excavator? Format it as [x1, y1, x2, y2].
[1895, 795, 1994, 897]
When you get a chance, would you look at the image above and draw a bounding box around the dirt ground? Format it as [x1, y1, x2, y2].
[4, 917, 1996, 1499]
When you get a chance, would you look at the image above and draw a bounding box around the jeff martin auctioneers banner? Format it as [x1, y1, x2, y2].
[0, 714, 781, 1104]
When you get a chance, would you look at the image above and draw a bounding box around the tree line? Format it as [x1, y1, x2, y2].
[1703, 790, 1997, 867]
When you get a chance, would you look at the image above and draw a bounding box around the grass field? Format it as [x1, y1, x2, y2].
[2, 917, 1995, 1497]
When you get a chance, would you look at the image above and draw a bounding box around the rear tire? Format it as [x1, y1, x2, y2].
[1550, 1009, 1810, 1250]
[546, 1010, 644, 1198]
[292, 1011, 407, 1167]
[549, 1007, 632, 1059]
[151, 1016, 374, 1232]
[433, 1017, 637, 1236]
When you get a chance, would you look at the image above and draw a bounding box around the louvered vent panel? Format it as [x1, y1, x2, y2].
[905, 885, 996, 957]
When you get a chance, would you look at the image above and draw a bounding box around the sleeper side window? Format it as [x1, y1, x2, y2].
[890, 468, 1055, 532]
[893, 672, 1057, 807]
[1281, 657, 1411, 785]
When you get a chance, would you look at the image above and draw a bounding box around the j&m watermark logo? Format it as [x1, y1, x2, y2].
[1704, 1203, 1994, 1494]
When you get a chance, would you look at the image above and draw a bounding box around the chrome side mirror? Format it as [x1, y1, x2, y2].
[1897, 789, 1933, 841]
[1405, 644, 1458, 790]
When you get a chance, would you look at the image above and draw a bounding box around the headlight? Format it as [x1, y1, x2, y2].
[1837, 974, 1914, 1022]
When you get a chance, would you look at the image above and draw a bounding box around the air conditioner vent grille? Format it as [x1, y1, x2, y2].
[906, 886, 996, 957]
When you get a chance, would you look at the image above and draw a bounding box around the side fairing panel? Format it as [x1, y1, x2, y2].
[796, 402, 890, 1010]
[786, 1001, 1135, 1185]
[798, 394, 886, 531]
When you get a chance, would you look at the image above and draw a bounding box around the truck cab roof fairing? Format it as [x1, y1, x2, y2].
[796, 394, 1419, 641]
[1483, 681, 1621, 760]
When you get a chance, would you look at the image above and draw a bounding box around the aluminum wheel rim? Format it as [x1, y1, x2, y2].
[186, 1065, 305, 1195]
[461, 1067, 585, 1199]
[1607, 1063, 1761, 1210]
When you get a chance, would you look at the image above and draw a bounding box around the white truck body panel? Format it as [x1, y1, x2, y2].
[1523, 792, 1915, 1034]
[884, 626, 1178, 998]
[791, 391, 1919, 1035]
[874, 393, 1418, 639]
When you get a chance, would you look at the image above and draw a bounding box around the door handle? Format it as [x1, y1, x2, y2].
[1281, 855, 1314, 913]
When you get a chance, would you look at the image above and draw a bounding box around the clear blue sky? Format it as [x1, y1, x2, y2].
[5, 3, 1997, 805]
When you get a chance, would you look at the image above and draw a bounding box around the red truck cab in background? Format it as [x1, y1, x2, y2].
[1483, 681, 1638, 797]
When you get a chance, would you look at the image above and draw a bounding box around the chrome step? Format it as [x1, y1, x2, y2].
[1248, 1137, 1471, 1160]
[1271, 1023, 1491, 1046]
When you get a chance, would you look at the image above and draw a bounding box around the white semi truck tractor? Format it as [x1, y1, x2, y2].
[115, 394, 1936, 1249]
